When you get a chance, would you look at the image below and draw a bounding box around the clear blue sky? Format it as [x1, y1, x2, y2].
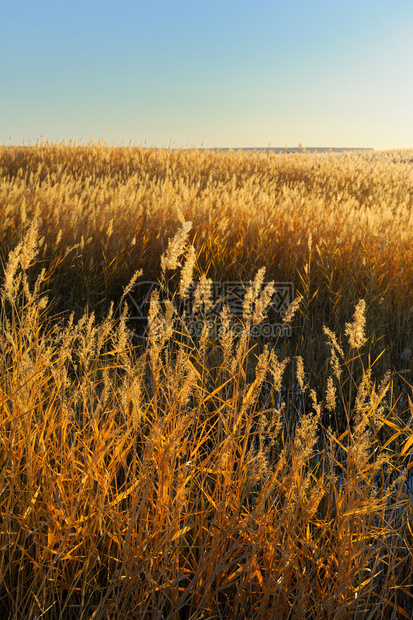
[1, 0, 413, 149]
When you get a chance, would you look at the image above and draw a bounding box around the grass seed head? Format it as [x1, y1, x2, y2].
[345, 298, 367, 349]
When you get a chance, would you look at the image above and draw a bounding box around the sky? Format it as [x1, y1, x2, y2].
[1, 0, 413, 149]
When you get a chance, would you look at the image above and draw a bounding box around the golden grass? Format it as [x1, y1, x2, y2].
[1, 143, 413, 375]
[1, 143, 413, 618]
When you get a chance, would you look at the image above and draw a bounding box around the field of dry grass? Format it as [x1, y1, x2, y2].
[1, 143, 413, 618]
